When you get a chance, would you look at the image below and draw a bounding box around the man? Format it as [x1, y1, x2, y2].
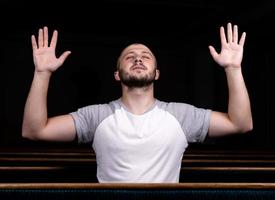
[22, 23, 253, 183]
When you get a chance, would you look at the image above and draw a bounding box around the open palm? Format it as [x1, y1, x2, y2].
[209, 23, 246, 68]
[31, 27, 71, 73]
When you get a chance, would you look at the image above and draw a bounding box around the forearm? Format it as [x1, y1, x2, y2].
[22, 71, 52, 139]
[225, 67, 253, 132]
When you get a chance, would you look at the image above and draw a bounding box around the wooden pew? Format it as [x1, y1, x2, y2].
[1, 147, 275, 183]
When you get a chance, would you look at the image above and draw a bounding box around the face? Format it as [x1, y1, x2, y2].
[115, 44, 159, 88]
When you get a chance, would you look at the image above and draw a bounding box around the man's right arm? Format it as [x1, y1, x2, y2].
[22, 72, 76, 141]
[22, 26, 74, 142]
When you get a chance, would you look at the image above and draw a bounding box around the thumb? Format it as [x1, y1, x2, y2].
[58, 51, 71, 64]
[208, 46, 218, 60]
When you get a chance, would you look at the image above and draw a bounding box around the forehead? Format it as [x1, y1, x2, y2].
[121, 44, 153, 56]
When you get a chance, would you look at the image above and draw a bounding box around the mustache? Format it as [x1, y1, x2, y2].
[130, 63, 147, 70]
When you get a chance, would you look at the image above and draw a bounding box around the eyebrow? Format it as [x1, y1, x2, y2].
[122, 51, 153, 58]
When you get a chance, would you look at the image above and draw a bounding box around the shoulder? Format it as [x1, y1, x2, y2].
[71, 99, 122, 117]
[156, 99, 211, 120]
[156, 99, 194, 111]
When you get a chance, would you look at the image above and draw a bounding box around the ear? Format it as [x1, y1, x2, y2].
[114, 71, 120, 81]
[155, 69, 160, 80]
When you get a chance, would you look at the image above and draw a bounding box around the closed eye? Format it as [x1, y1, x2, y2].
[125, 56, 134, 60]
[142, 55, 151, 59]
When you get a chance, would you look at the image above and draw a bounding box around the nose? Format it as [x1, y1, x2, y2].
[134, 56, 142, 64]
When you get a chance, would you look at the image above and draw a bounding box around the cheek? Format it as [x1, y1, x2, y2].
[145, 59, 155, 65]
[121, 62, 133, 70]
[145, 61, 156, 69]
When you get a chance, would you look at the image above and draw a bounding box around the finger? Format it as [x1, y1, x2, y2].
[43, 26, 48, 47]
[227, 22, 233, 43]
[208, 46, 218, 60]
[233, 25, 238, 43]
[38, 28, 43, 48]
[31, 35, 38, 51]
[220, 26, 227, 46]
[58, 51, 71, 64]
[50, 30, 58, 49]
[239, 32, 246, 46]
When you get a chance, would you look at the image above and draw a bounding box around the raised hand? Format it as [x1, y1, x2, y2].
[31, 27, 71, 73]
[209, 23, 246, 68]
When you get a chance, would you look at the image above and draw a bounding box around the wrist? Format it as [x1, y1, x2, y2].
[224, 66, 243, 79]
[224, 64, 241, 69]
[224, 65, 242, 72]
[34, 70, 52, 79]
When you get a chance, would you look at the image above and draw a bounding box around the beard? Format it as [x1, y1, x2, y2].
[118, 68, 156, 88]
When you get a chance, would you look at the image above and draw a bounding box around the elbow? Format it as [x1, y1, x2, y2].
[22, 130, 34, 140]
[239, 120, 253, 133]
[22, 122, 32, 139]
[22, 126, 40, 140]
[22, 126, 30, 139]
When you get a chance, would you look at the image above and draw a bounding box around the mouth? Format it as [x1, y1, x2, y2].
[131, 64, 146, 71]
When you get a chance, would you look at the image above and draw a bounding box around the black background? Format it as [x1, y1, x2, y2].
[1, 0, 275, 150]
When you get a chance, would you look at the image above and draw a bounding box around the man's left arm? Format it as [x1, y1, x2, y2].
[208, 22, 253, 137]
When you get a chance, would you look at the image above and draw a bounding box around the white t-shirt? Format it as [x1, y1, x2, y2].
[70, 99, 211, 183]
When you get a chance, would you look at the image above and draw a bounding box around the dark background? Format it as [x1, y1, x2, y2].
[1, 0, 275, 150]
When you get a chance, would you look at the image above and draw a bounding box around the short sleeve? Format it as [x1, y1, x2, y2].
[70, 104, 113, 144]
[165, 102, 211, 143]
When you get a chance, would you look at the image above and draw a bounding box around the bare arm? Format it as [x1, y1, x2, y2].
[22, 27, 75, 141]
[208, 23, 253, 137]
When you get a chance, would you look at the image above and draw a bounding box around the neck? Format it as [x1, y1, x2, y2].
[120, 84, 155, 115]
